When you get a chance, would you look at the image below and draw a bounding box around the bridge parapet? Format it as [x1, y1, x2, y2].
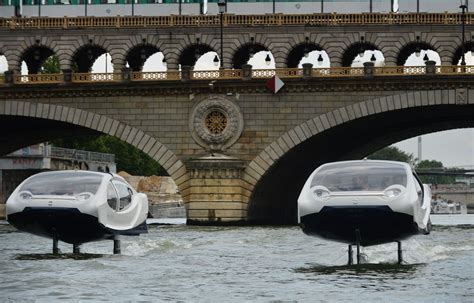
[2, 65, 474, 86]
[1, 13, 473, 30]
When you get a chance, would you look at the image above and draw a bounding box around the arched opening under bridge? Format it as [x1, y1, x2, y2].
[247, 98, 474, 225]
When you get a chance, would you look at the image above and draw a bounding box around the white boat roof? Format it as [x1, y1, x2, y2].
[318, 160, 411, 170]
[29, 170, 125, 181]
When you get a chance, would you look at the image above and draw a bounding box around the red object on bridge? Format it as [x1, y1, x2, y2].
[266, 75, 285, 94]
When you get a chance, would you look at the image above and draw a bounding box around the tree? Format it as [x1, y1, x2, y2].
[367, 146, 414, 164]
[40, 55, 60, 74]
[415, 159, 455, 184]
[416, 159, 443, 170]
[52, 135, 167, 176]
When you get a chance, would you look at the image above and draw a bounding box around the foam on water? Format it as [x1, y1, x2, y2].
[125, 238, 193, 256]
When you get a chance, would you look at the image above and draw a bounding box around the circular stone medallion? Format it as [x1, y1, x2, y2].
[189, 96, 244, 152]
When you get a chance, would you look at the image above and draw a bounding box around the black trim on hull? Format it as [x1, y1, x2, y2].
[300, 206, 420, 246]
[8, 207, 148, 245]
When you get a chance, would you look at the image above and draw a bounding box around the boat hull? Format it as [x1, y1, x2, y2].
[300, 206, 419, 246]
[8, 207, 147, 245]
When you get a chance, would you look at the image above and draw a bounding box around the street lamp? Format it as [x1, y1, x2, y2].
[317, 53, 324, 65]
[265, 53, 271, 66]
[460, 0, 467, 66]
[423, 52, 429, 62]
[218, 0, 226, 69]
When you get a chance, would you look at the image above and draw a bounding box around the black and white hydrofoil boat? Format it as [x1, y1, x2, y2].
[7, 170, 148, 254]
[298, 160, 431, 264]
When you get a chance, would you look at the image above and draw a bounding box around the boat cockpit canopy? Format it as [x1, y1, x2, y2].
[19, 171, 103, 196]
[311, 162, 408, 192]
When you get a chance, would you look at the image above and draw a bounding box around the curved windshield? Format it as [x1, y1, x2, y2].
[311, 162, 408, 192]
[19, 172, 103, 196]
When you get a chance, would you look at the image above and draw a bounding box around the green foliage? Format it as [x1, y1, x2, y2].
[416, 159, 443, 169]
[51, 135, 167, 176]
[367, 146, 414, 164]
[40, 55, 60, 74]
[415, 159, 455, 184]
[368, 147, 455, 184]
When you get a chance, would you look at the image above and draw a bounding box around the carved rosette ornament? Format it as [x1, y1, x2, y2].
[189, 96, 244, 152]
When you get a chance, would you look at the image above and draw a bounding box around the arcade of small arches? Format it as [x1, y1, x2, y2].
[2, 37, 474, 75]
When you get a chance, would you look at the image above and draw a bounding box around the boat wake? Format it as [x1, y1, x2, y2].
[124, 238, 193, 256]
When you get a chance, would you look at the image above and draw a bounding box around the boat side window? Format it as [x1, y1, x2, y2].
[107, 182, 119, 211]
[113, 181, 133, 211]
[413, 173, 423, 201]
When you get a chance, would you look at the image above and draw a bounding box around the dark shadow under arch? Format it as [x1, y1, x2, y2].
[342, 42, 379, 67]
[397, 42, 435, 66]
[232, 43, 267, 69]
[21, 46, 54, 74]
[248, 104, 474, 225]
[0, 116, 99, 156]
[287, 43, 323, 68]
[452, 42, 474, 65]
[179, 44, 214, 67]
[73, 45, 107, 73]
[126, 44, 161, 72]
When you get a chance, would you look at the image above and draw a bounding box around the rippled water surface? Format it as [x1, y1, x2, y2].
[1, 215, 473, 302]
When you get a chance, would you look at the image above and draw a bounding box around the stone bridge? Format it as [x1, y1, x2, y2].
[0, 13, 474, 72]
[1, 14, 474, 225]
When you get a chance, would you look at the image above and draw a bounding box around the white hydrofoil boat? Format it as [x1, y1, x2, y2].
[7, 170, 148, 254]
[298, 160, 431, 264]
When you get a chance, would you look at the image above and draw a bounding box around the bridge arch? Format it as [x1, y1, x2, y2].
[245, 89, 474, 224]
[20, 45, 55, 75]
[179, 43, 215, 68]
[72, 44, 110, 73]
[341, 41, 380, 67]
[452, 42, 474, 65]
[126, 44, 162, 72]
[8, 37, 60, 73]
[286, 42, 324, 68]
[0, 100, 188, 194]
[396, 40, 437, 66]
[232, 42, 268, 69]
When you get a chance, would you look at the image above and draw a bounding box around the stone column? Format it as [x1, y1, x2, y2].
[242, 64, 252, 81]
[425, 60, 437, 74]
[363, 62, 375, 76]
[302, 63, 313, 79]
[181, 65, 192, 82]
[185, 155, 248, 225]
[62, 69, 72, 83]
[4, 70, 14, 84]
[122, 67, 132, 82]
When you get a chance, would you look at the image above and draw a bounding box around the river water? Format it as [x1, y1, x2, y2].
[0, 215, 473, 302]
